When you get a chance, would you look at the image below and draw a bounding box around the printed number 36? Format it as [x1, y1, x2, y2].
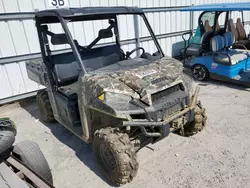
[51, 0, 65, 6]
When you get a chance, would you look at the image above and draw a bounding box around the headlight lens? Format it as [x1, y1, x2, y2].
[98, 92, 132, 102]
[98, 93, 105, 101]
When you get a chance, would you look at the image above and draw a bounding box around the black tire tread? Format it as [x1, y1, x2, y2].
[37, 90, 55, 122]
[12, 140, 53, 184]
[93, 127, 138, 186]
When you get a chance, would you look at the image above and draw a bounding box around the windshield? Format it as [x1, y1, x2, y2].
[201, 12, 216, 31]
[67, 18, 116, 50]
[65, 14, 161, 58]
[43, 14, 161, 56]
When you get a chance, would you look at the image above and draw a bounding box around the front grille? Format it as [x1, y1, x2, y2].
[162, 103, 182, 119]
[130, 113, 146, 120]
[151, 84, 181, 102]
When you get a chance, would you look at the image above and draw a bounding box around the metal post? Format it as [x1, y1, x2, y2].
[189, 4, 194, 35]
[0, 12, 34, 21]
[133, 15, 140, 57]
[241, 11, 245, 26]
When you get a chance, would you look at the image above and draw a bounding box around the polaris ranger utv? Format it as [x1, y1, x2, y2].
[26, 7, 207, 185]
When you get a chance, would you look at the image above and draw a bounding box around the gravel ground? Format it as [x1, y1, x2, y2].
[1, 80, 250, 188]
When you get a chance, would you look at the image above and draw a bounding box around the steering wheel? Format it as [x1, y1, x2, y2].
[126, 47, 145, 59]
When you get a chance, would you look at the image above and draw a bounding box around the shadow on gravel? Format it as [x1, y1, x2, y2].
[197, 79, 250, 91]
[19, 97, 113, 186]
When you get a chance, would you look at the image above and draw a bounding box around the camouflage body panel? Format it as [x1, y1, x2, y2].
[79, 73, 140, 105]
[79, 56, 189, 107]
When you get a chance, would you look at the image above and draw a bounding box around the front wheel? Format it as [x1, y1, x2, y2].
[184, 101, 207, 136]
[93, 127, 139, 186]
[192, 64, 209, 81]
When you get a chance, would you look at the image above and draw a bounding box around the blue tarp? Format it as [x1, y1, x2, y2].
[180, 2, 250, 12]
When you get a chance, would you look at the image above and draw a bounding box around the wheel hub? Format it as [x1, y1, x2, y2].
[193, 67, 206, 80]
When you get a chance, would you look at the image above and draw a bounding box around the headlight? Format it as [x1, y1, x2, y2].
[98, 93, 105, 101]
[98, 92, 132, 103]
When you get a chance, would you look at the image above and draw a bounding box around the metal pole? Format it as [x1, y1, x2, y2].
[241, 11, 245, 26]
[143, 6, 189, 13]
[133, 15, 140, 57]
[0, 12, 34, 21]
[189, 4, 194, 35]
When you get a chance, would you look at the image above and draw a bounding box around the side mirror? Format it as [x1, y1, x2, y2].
[51, 34, 68, 45]
[98, 29, 113, 39]
[41, 25, 48, 32]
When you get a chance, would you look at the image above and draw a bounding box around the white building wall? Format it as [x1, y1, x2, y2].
[0, 0, 249, 103]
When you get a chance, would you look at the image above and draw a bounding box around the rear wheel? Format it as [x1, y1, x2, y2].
[37, 90, 55, 123]
[12, 140, 53, 184]
[192, 65, 209, 81]
[93, 127, 138, 186]
[0, 131, 15, 158]
[184, 101, 207, 136]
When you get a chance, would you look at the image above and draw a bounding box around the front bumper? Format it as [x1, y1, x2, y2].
[122, 87, 200, 137]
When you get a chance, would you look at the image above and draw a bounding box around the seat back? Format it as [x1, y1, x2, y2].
[82, 45, 121, 69]
[223, 32, 235, 47]
[211, 35, 225, 52]
[204, 20, 213, 32]
[236, 18, 246, 40]
[204, 19, 220, 33]
[215, 20, 221, 31]
[52, 54, 80, 84]
[51, 45, 121, 85]
[200, 31, 214, 46]
[228, 19, 239, 41]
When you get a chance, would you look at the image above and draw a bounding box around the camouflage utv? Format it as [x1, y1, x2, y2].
[26, 7, 207, 185]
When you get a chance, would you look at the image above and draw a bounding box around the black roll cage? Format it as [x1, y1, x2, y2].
[35, 11, 164, 76]
[41, 18, 119, 55]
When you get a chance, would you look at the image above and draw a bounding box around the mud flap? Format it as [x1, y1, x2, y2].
[78, 105, 91, 143]
[189, 109, 195, 122]
[161, 124, 170, 137]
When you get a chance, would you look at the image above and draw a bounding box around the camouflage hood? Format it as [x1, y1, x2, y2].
[82, 56, 184, 104]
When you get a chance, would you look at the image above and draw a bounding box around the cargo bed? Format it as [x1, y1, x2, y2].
[26, 59, 46, 86]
